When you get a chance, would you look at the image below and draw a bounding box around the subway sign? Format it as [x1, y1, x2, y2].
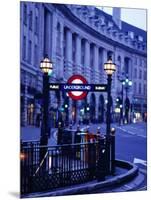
[49, 75, 107, 100]
[49, 83, 107, 92]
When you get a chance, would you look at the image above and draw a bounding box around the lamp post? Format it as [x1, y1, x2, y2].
[39, 56, 53, 170]
[121, 77, 132, 124]
[104, 57, 116, 173]
[124, 78, 132, 98]
[120, 81, 124, 125]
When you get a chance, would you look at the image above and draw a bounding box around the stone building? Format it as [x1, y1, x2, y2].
[20, 2, 147, 127]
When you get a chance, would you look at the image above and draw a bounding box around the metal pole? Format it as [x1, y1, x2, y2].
[111, 130, 115, 175]
[120, 84, 124, 125]
[106, 74, 112, 173]
[40, 73, 50, 171]
[125, 87, 128, 123]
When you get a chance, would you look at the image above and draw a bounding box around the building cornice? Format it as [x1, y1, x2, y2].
[54, 4, 146, 57]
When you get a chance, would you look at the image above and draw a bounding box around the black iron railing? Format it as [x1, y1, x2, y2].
[21, 138, 112, 195]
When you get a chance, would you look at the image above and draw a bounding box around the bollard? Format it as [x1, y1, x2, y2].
[110, 128, 116, 175]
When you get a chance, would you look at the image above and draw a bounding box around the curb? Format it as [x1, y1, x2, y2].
[22, 159, 139, 198]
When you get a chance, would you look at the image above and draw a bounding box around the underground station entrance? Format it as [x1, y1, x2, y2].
[21, 72, 116, 195]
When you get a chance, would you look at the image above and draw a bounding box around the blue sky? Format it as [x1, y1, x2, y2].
[98, 7, 147, 31]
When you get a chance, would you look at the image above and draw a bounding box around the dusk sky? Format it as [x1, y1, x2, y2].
[98, 7, 147, 31]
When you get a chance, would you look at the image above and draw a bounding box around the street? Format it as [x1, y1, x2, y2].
[83, 122, 147, 164]
[87, 122, 147, 191]
[115, 122, 147, 191]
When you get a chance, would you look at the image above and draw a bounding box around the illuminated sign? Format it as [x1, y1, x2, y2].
[49, 75, 107, 100]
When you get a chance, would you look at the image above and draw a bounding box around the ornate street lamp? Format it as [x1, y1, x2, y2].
[40, 56, 53, 170]
[123, 78, 132, 98]
[104, 57, 116, 136]
[40, 57, 53, 74]
[104, 56, 116, 173]
[118, 74, 132, 125]
[123, 78, 132, 123]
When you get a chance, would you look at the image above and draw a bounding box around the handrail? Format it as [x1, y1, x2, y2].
[21, 140, 105, 149]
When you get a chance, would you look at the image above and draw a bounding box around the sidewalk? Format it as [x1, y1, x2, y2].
[21, 126, 58, 146]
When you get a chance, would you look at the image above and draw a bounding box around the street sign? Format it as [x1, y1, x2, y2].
[49, 83, 107, 92]
[67, 75, 88, 100]
[49, 75, 108, 100]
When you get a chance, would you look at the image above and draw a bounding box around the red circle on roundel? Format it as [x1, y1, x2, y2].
[67, 75, 88, 100]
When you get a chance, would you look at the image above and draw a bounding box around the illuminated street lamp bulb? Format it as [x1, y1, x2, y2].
[86, 107, 90, 111]
[40, 57, 53, 74]
[104, 57, 116, 76]
[125, 78, 129, 83]
[122, 81, 126, 85]
[120, 104, 123, 108]
[65, 104, 68, 108]
[128, 81, 132, 86]
[116, 98, 119, 102]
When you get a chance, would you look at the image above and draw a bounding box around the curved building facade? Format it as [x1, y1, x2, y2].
[20, 2, 147, 127]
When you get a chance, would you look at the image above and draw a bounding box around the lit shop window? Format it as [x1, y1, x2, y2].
[27, 104, 34, 125]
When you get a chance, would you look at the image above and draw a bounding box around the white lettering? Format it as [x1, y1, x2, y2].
[50, 85, 59, 89]
[95, 86, 105, 90]
[64, 84, 91, 91]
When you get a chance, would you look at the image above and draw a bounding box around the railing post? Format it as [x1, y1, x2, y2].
[29, 143, 34, 192]
[96, 138, 106, 181]
[110, 128, 116, 175]
[88, 141, 96, 179]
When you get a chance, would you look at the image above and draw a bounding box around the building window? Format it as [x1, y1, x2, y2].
[99, 48, 103, 72]
[29, 11, 33, 30]
[128, 31, 134, 39]
[144, 71, 147, 80]
[142, 59, 145, 67]
[23, 4, 27, 25]
[144, 84, 146, 95]
[23, 36, 26, 60]
[28, 40, 32, 64]
[72, 35, 76, 63]
[134, 68, 137, 79]
[90, 45, 94, 67]
[34, 45, 38, 66]
[124, 57, 129, 75]
[81, 39, 85, 65]
[134, 57, 137, 65]
[139, 70, 142, 79]
[35, 16, 39, 35]
[134, 82, 137, 93]
[139, 83, 141, 94]
[139, 58, 142, 66]
[56, 23, 61, 55]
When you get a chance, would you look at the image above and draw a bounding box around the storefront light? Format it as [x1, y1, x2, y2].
[115, 108, 120, 113]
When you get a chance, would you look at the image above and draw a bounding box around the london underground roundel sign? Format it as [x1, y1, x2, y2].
[67, 75, 88, 100]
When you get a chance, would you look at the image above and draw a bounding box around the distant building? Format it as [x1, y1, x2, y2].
[20, 2, 147, 126]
